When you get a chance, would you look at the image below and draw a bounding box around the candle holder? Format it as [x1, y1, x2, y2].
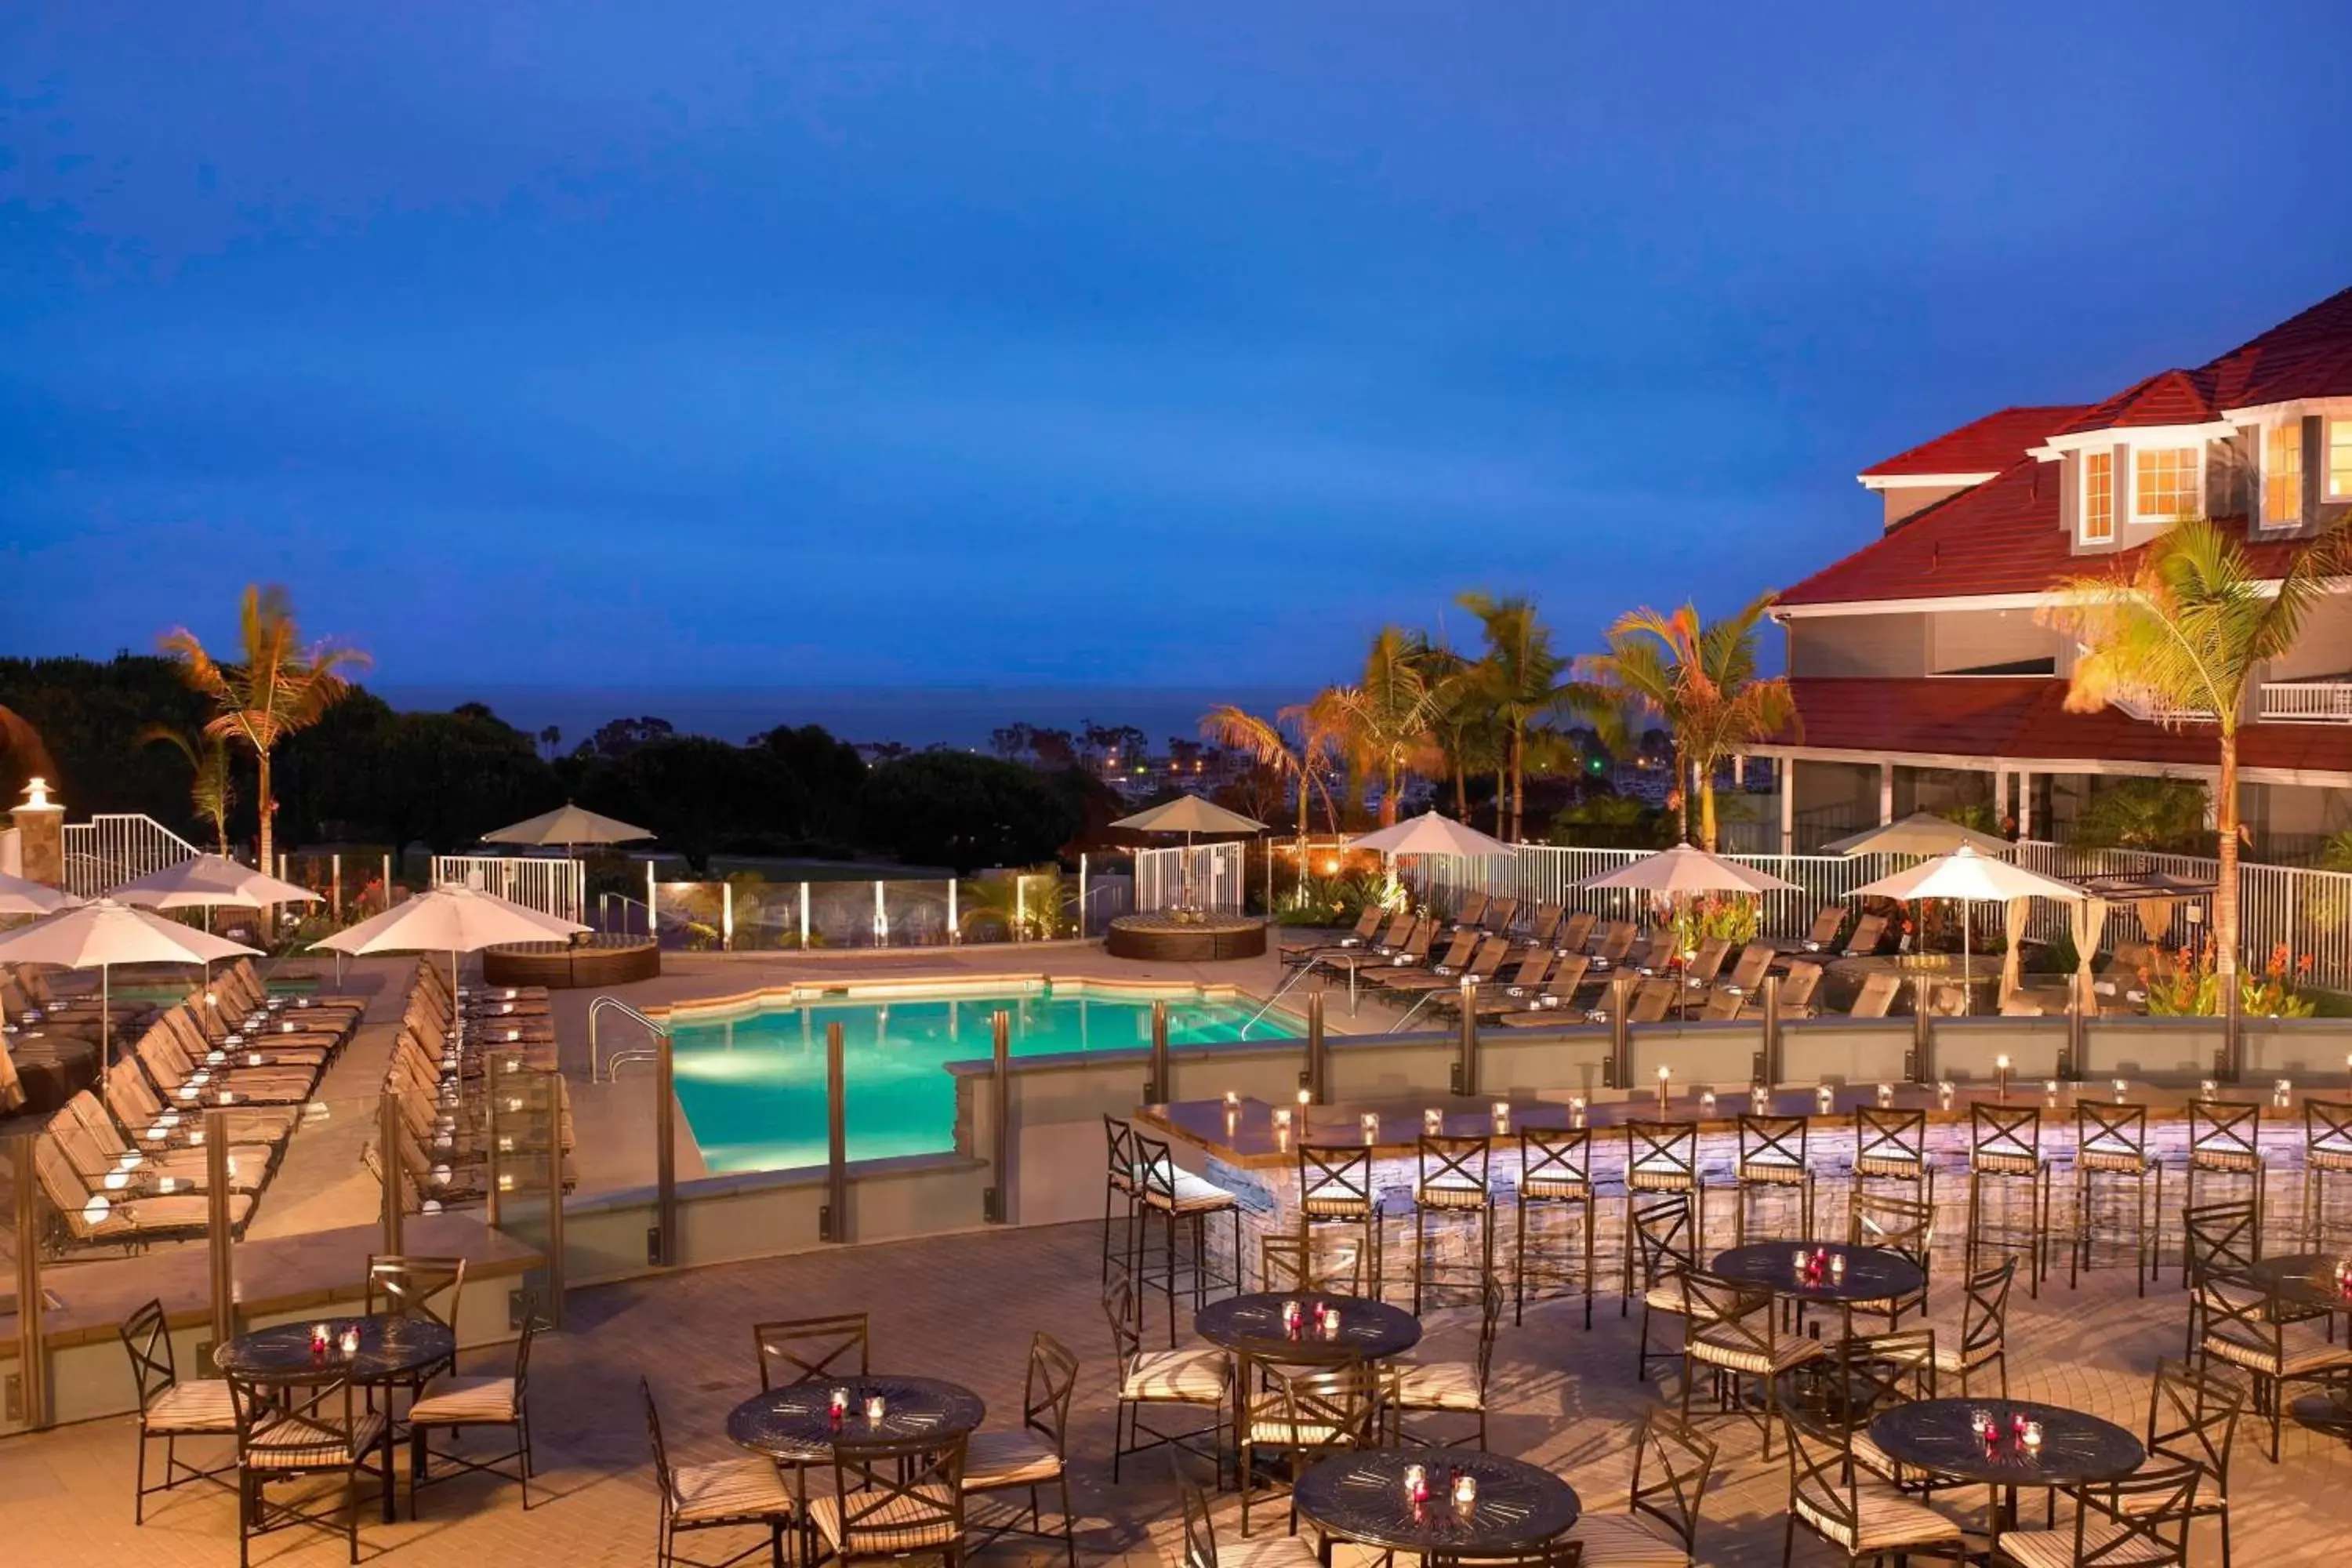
[1423, 1108, 1443, 1134]
[1224, 1091, 1240, 1110]
[336, 1326, 361, 1357]
[1282, 1298, 1302, 1336]
[1816, 1084, 1834, 1113]
[2113, 1078, 2128, 1103]
[1403, 1463, 1428, 1503]
[1452, 1472, 1479, 1509]
[2044, 1080, 2058, 1106]
[1360, 1112, 1381, 1143]
[1274, 1108, 1292, 1131]
[1321, 1308, 1342, 1339]
[1491, 1101, 1511, 1133]
[1656, 1065, 1671, 1110]
[308, 1322, 330, 1356]
[1751, 1086, 1769, 1114]
[829, 1387, 849, 1422]
[1699, 1090, 1715, 1116]
[1876, 1083, 1893, 1108]
[1569, 1095, 1586, 1130]
[2276, 1078, 2294, 1109]
[1995, 1056, 2011, 1102]
[865, 1394, 887, 1424]
[2022, 1420, 2044, 1453]
[1937, 1080, 1955, 1111]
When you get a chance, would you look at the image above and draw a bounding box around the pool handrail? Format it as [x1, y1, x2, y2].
[591, 994, 670, 1083]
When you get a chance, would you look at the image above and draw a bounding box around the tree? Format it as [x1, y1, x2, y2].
[1200, 702, 1341, 846]
[575, 715, 674, 760]
[578, 736, 801, 870]
[858, 752, 1078, 874]
[1322, 626, 1447, 826]
[752, 723, 868, 844]
[2042, 515, 2352, 1016]
[1578, 592, 1792, 851]
[158, 585, 370, 873]
[140, 725, 235, 854]
[1457, 593, 1592, 842]
[1403, 633, 1498, 822]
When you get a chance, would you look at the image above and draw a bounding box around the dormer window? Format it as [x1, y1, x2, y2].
[2082, 450, 2114, 543]
[2133, 446, 2200, 521]
[2332, 419, 2352, 500]
[2265, 422, 2304, 526]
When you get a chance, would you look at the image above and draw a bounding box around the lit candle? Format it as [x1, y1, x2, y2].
[1453, 1472, 1478, 1508]
[1273, 1108, 1291, 1131]
[1322, 1308, 1342, 1338]
[1994, 1055, 2011, 1099]
[1877, 1083, 1893, 1108]
[2201, 1079, 2216, 1097]
[1699, 1090, 1715, 1115]
[1282, 1298, 1302, 1334]
[337, 1326, 361, 1356]
[2045, 1080, 2059, 1105]
[1569, 1095, 1586, 1129]
[864, 1394, 886, 1423]
[2022, 1421, 2043, 1452]
[1424, 1107, 1443, 1134]
[1361, 1112, 1381, 1142]
[829, 1387, 848, 1420]
[1224, 1091, 1240, 1109]
[1403, 1462, 1428, 1502]
[2114, 1078, 2128, 1103]
[1828, 1253, 1846, 1279]
[1817, 1084, 1835, 1112]
[2277, 1078, 2294, 1108]
[1297, 1087, 1312, 1109]
[1657, 1065, 1671, 1109]
[1492, 1101, 1511, 1131]
[1937, 1081, 1955, 1111]
[1751, 1085, 1769, 1113]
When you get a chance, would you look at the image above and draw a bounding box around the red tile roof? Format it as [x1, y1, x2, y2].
[2054, 368, 2216, 434]
[2201, 285, 2352, 408]
[1775, 677, 2352, 775]
[1860, 405, 2089, 479]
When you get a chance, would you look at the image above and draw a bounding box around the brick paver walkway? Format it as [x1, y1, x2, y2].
[5, 1218, 2350, 1565]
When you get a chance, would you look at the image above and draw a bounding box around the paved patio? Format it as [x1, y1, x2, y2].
[5, 1215, 2352, 1566]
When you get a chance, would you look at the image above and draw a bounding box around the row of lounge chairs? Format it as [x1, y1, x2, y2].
[364, 967, 575, 1217]
[27, 959, 378, 1254]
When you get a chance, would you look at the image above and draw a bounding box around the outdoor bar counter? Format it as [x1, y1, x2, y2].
[1134, 1080, 2352, 1301]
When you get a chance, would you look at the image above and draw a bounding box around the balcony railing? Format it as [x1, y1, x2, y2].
[2259, 681, 2352, 724]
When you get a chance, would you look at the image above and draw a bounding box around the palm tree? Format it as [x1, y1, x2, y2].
[1200, 702, 1342, 872]
[1457, 592, 1595, 841]
[2042, 515, 2351, 1021]
[1580, 591, 1794, 851]
[160, 584, 370, 874]
[140, 724, 237, 854]
[1323, 626, 1448, 826]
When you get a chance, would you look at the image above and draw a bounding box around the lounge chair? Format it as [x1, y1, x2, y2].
[1304, 911, 1417, 971]
[136, 1030, 313, 1112]
[1489, 955, 1595, 1025]
[1841, 913, 1889, 957]
[1589, 921, 1636, 967]
[1514, 903, 1563, 949]
[1433, 947, 1550, 1018]
[60, 1090, 274, 1192]
[106, 1057, 299, 1151]
[1624, 975, 1679, 1023]
[1338, 920, 1436, 986]
[1480, 896, 1520, 937]
[1446, 891, 1490, 932]
[1280, 905, 1382, 965]
[1679, 937, 1733, 990]
[1773, 906, 1847, 957]
[34, 1131, 253, 1248]
[1779, 961, 1824, 1017]
[1557, 909, 1596, 954]
[1379, 935, 1512, 998]
[1846, 972, 1901, 1019]
[154, 1009, 321, 1092]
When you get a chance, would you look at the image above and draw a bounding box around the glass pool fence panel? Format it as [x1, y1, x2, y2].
[652, 880, 727, 949]
[478, 1059, 566, 1330]
[729, 880, 801, 951]
[953, 877, 1024, 943]
[882, 880, 953, 947]
[805, 878, 880, 949]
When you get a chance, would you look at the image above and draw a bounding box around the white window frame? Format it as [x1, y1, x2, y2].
[2130, 443, 2203, 524]
[2261, 419, 2305, 530]
[2330, 418, 2352, 503]
[2080, 449, 2116, 545]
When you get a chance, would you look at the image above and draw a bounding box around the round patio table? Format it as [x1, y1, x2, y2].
[215, 1314, 456, 1523]
[1867, 1398, 2143, 1530]
[1711, 1243, 1926, 1305]
[726, 1374, 988, 1463]
[1294, 1447, 1580, 1559]
[2247, 1254, 2352, 1436]
[1194, 1291, 1422, 1361]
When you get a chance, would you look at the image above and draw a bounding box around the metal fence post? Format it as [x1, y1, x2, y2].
[1608, 978, 1630, 1089]
[646, 860, 658, 945]
[12, 1135, 47, 1429]
[380, 1094, 405, 1257]
[206, 1109, 234, 1355]
[985, 1011, 1011, 1223]
[1078, 854, 1089, 938]
[543, 1076, 566, 1330]
[947, 878, 959, 945]
[1761, 974, 1783, 1085]
[1454, 978, 1479, 1097]
[1148, 1000, 1171, 1105]
[2223, 982, 2243, 1083]
[485, 1066, 504, 1228]
[653, 1031, 677, 1266]
[331, 852, 342, 924]
[723, 881, 735, 951]
[1910, 976, 1933, 1084]
[1305, 992, 1327, 1104]
[799, 881, 811, 949]
[2065, 972, 2086, 1082]
[821, 1022, 848, 1241]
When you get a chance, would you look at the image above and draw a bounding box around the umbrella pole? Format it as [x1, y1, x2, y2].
[1961, 898, 1972, 1017]
[103, 963, 112, 1072]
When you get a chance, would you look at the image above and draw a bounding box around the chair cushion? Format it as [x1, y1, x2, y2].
[1211, 1533, 1323, 1568]
[2078, 1147, 2148, 1173]
[808, 1483, 960, 1552]
[1302, 1193, 1370, 1218]
[1122, 1346, 1229, 1403]
[1566, 1512, 1688, 1567]
[1247, 1417, 1345, 1448]
[246, 1411, 387, 1470]
[1973, 1150, 2040, 1175]
[1794, 1482, 1962, 1552]
[1642, 1285, 1686, 1315]
[408, 1376, 517, 1425]
[1853, 1154, 1921, 1177]
[1145, 1171, 1238, 1214]
[2201, 1326, 2352, 1378]
[2117, 1458, 2220, 1515]
[1627, 1169, 1695, 1192]
[961, 1429, 1063, 1490]
[1418, 1177, 1488, 1210]
[1690, 1327, 1824, 1376]
[672, 1457, 795, 1526]
[1390, 1359, 1483, 1412]
[1519, 1175, 1588, 1201]
[1738, 1160, 1806, 1185]
[2190, 1148, 2259, 1172]
[144, 1379, 236, 1433]
[1995, 1521, 2172, 1568]
[1851, 1431, 1899, 1479]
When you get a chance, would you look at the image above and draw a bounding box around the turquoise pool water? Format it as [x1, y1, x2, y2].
[668, 986, 1269, 1173]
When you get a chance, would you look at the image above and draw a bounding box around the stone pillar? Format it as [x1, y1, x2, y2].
[1779, 772, 1795, 856]
[1878, 761, 1896, 826]
[11, 778, 65, 888]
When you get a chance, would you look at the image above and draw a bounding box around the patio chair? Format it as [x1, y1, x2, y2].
[1447, 891, 1490, 932]
[1781, 1407, 1970, 1567]
[1514, 1125, 1596, 1327]
[752, 1311, 870, 1389]
[1175, 1457, 1317, 1568]
[1563, 1406, 1718, 1566]
[2197, 1270, 2352, 1461]
[1557, 908, 1597, 954]
[1480, 895, 1520, 936]
[1624, 1123, 1704, 1302]
[1842, 1192, 1933, 1332]
[1679, 1272, 1823, 1457]
[2181, 1099, 2266, 1274]
[1624, 975, 1679, 1024]
[119, 1298, 236, 1523]
[1777, 960, 1825, 1016]
[1298, 1143, 1381, 1300]
[408, 1315, 542, 1516]
[814, 1431, 969, 1568]
[2123, 1358, 2241, 1563]
[1132, 1130, 1242, 1345]
[1410, 1133, 1494, 1312]
[1590, 921, 1637, 967]
[64, 1088, 275, 1192]
[365, 1253, 466, 1392]
[1705, 942, 1776, 1012]
[643, 1377, 795, 1568]
[1776, 905, 1848, 956]
[1343, 920, 1437, 985]
[1840, 1329, 1941, 1490]
[2072, 1100, 2160, 1294]
[227, 1367, 390, 1568]
[1732, 1113, 1815, 1244]
[1625, 1194, 1697, 1381]
[1987, 1460, 2201, 1568]
[1387, 1274, 1500, 1448]
[1258, 1227, 1360, 1295]
[1679, 937, 1733, 991]
[1234, 1341, 1377, 1537]
[1515, 902, 1564, 949]
[1102, 1268, 1229, 1483]
[1376, 931, 1503, 996]
[2302, 1098, 2352, 1248]
[963, 1332, 1078, 1568]
[1965, 1102, 2053, 1298]
[104, 1056, 296, 1151]
[35, 1131, 251, 1250]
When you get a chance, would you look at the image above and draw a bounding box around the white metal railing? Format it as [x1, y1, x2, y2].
[60, 814, 199, 898]
[1409, 837, 2352, 995]
[431, 855, 585, 923]
[2259, 681, 2352, 724]
[1135, 842, 1244, 913]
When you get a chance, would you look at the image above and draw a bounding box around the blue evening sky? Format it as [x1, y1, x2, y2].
[3, 2, 2345, 695]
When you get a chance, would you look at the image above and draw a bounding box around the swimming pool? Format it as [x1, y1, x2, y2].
[664, 979, 1278, 1173]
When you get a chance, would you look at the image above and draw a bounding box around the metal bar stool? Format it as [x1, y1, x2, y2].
[1130, 1130, 1243, 1347]
[2303, 1098, 2352, 1249]
[1622, 1120, 1704, 1303]
[2180, 1099, 2265, 1285]
[1965, 1102, 2053, 1298]
[1733, 1113, 1814, 1244]
[1299, 1142, 1383, 1301]
[1411, 1133, 1494, 1313]
[1102, 1114, 1140, 1283]
[1852, 1105, 1934, 1214]
[1513, 1125, 1596, 1327]
[2071, 1101, 2159, 1294]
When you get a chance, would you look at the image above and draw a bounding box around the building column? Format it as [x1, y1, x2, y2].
[11, 777, 64, 888]
[2017, 771, 2034, 839]
[1779, 771, 1795, 857]
[1878, 760, 1895, 826]
[1733, 753, 1746, 787]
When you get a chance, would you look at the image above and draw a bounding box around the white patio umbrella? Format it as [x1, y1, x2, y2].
[1572, 841, 1802, 896]
[311, 883, 589, 992]
[1853, 845, 2085, 1012]
[481, 801, 655, 849]
[111, 853, 322, 916]
[1823, 813, 2012, 858]
[0, 898, 260, 1065]
[0, 869, 80, 917]
[1345, 811, 1515, 858]
[1112, 797, 1269, 909]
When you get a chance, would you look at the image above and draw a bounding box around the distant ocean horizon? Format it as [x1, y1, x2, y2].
[375, 684, 1306, 752]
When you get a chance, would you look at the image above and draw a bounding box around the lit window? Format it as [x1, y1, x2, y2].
[2134, 447, 2199, 520]
[2082, 451, 2114, 543]
[2331, 419, 2352, 501]
[2266, 422, 2304, 524]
